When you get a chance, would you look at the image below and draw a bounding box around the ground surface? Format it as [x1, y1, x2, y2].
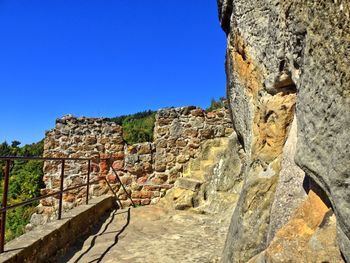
[57, 205, 231, 263]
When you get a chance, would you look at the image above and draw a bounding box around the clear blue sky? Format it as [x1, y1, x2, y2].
[0, 0, 226, 145]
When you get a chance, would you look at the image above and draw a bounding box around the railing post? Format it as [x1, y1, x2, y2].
[86, 160, 91, 205]
[0, 160, 11, 253]
[58, 159, 65, 220]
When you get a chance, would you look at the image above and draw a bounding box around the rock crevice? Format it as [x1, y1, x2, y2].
[218, 0, 350, 262]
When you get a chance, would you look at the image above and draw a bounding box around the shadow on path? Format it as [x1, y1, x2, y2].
[88, 208, 131, 263]
[57, 208, 131, 263]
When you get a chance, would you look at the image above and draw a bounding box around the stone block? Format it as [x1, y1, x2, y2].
[121, 200, 132, 207]
[112, 144, 124, 152]
[131, 191, 141, 198]
[140, 191, 153, 199]
[153, 191, 160, 197]
[206, 112, 216, 119]
[158, 118, 172, 126]
[141, 199, 151, 205]
[125, 154, 139, 165]
[191, 108, 204, 117]
[156, 127, 169, 136]
[127, 145, 138, 154]
[107, 174, 117, 184]
[150, 178, 162, 185]
[113, 152, 125, 160]
[138, 143, 152, 154]
[137, 176, 148, 185]
[131, 182, 142, 191]
[139, 154, 152, 162]
[176, 138, 187, 147]
[41, 198, 55, 207]
[175, 178, 202, 192]
[112, 160, 124, 171]
[63, 193, 76, 203]
[128, 164, 144, 176]
[132, 199, 142, 205]
[159, 184, 173, 190]
[142, 185, 160, 191]
[156, 140, 167, 148]
[99, 160, 109, 176]
[176, 154, 190, 164]
[141, 162, 152, 173]
[225, 127, 234, 136]
[183, 128, 198, 138]
[155, 161, 166, 172]
[120, 176, 133, 185]
[199, 129, 214, 139]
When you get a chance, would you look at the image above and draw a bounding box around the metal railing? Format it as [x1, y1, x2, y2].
[0, 156, 135, 253]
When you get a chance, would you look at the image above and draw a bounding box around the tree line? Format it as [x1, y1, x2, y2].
[0, 140, 44, 241]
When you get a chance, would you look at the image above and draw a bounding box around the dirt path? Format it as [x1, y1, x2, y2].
[57, 205, 231, 263]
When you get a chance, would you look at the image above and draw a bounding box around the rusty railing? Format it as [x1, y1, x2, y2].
[0, 156, 134, 253]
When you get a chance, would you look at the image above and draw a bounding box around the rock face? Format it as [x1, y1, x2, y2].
[249, 190, 344, 263]
[160, 134, 244, 219]
[266, 118, 306, 243]
[36, 107, 233, 223]
[218, 0, 350, 262]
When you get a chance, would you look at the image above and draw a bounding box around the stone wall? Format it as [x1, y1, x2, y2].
[4, 196, 116, 263]
[153, 107, 233, 176]
[35, 107, 232, 223]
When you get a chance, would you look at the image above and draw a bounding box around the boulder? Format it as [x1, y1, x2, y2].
[218, 0, 350, 261]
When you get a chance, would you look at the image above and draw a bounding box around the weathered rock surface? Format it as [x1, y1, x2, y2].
[267, 117, 307, 243]
[199, 134, 244, 215]
[160, 135, 244, 218]
[218, 0, 349, 261]
[249, 190, 343, 263]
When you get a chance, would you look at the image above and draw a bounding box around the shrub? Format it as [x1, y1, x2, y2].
[110, 110, 156, 144]
[206, 97, 227, 112]
[0, 140, 44, 241]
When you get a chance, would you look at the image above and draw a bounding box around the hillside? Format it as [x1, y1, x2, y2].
[0, 141, 44, 241]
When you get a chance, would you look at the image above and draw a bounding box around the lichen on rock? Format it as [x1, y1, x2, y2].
[218, 0, 350, 261]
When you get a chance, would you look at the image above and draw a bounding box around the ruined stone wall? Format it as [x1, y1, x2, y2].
[218, 0, 349, 262]
[153, 107, 233, 174]
[39, 116, 124, 218]
[34, 107, 232, 224]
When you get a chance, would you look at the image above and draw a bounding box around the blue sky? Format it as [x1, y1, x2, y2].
[0, 0, 226, 145]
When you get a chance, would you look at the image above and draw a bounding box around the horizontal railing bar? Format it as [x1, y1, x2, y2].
[0, 179, 102, 213]
[0, 156, 91, 161]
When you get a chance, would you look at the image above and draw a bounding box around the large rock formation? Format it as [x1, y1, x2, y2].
[218, 0, 349, 262]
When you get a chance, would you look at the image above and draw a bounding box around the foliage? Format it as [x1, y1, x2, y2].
[206, 97, 227, 112]
[110, 110, 156, 144]
[9, 160, 44, 200]
[0, 140, 44, 241]
[5, 206, 36, 241]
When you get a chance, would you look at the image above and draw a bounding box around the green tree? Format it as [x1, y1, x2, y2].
[110, 110, 156, 144]
[206, 96, 227, 112]
[11, 141, 21, 148]
[0, 140, 44, 241]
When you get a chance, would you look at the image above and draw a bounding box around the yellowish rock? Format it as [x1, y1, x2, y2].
[248, 190, 344, 263]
